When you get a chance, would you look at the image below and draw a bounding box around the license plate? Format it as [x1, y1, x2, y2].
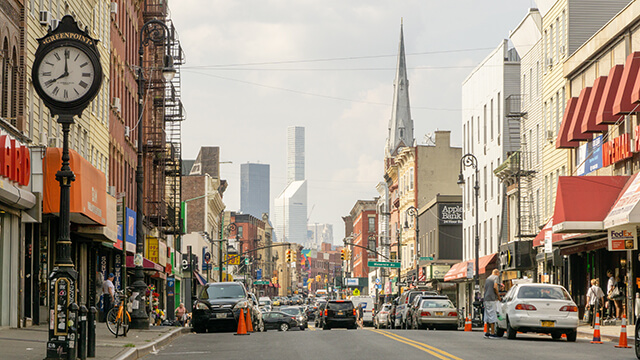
[541, 321, 555, 327]
[435, 312, 444, 316]
[216, 313, 227, 319]
[337, 311, 344, 315]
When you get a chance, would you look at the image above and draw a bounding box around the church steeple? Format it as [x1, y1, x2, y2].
[385, 20, 414, 159]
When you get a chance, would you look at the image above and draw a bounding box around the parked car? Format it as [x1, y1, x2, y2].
[307, 304, 318, 320]
[321, 300, 357, 330]
[262, 311, 298, 331]
[373, 303, 392, 329]
[351, 295, 374, 327]
[409, 295, 458, 330]
[192, 282, 256, 333]
[496, 283, 578, 341]
[281, 306, 308, 330]
[259, 296, 272, 308]
[395, 290, 438, 329]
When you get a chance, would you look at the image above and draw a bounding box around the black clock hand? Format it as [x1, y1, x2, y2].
[64, 50, 69, 76]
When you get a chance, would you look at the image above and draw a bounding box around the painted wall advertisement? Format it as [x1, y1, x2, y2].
[576, 135, 603, 176]
[608, 226, 638, 251]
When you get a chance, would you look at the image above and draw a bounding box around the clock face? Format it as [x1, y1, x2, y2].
[36, 45, 96, 103]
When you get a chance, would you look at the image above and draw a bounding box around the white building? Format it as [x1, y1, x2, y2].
[461, 40, 521, 262]
[274, 126, 308, 244]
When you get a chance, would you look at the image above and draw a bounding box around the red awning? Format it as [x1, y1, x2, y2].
[556, 97, 579, 149]
[552, 176, 629, 233]
[567, 87, 593, 143]
[614, 52, 640, 115]
[582, 76, 608, 133]
[443, 253, 497, 282]
[125, 255, 164, 272]
[596, 65, 624, 125]
[533, 217, 585, 247]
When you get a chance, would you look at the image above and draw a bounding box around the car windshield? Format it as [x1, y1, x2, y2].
[200, 284, 245, 300]
[517, 286, 571, 300]
[382, 304, 391, 311]
[281, 308, 301, 316]
[259, 300, 270, 305]
[421, 300, 454, 309]
[328, 302, 353, 311]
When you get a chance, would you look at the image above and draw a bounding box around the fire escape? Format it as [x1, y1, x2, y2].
[141, 0, 185, 238]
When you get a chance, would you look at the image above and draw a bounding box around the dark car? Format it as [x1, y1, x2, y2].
[191, 282, 254, 333]
[262, 311, 298, 331]
[281, 306, 307, 330]
[321, 300, 356, 330]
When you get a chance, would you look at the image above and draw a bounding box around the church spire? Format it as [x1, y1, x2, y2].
[385, 21, 414, 159]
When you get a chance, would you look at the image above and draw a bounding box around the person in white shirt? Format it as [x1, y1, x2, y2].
[102, 273, 116, 319]
[606, 270, 615, 319]
[586, 278, 604, 327]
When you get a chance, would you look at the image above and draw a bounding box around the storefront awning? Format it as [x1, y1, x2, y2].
[556, 97, 579, 149]
[604, 173, 640, 228]
[533, 217, 586, 247]
[596, 65, 625, 125]
[582, 76, 609, 133]
[614, 52, 640, 115]
[443, 253, 497, 282]
[125, 255, 164, 272]
[43, 148, 106, 225]
[193, 271, 206, 286]
[552, 176, 629, 233]
[567, 87, 593, 143]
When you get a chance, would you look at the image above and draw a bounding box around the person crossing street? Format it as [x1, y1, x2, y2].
[483, 269, 501, 339]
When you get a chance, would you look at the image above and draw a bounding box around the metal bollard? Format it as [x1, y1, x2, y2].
[67, 303, 79, 360]
[78, 305, 88, 360]
[88, 306, 97, 358]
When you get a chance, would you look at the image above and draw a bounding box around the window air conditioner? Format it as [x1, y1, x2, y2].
[39, 11, 50, 26]
[50, 19, 60, 30]
[546, 130, 555, 141]
[48, 137, 58, 148]
[124, 125, 130, 138]
[559, 45, 566, 55]
[546, 58, 553, 68]
[110, 2, 118, 15]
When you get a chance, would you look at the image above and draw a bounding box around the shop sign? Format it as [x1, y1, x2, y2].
[158, 241, 167, 270]
[0, 135, 31, 186]
[146, 237, 159, 262]
[602, 133, 632, 167]
[425, 264, 451, 279]
[344, 278, 358, 286]
[114, 254, 122, 290]
[577, 135, 603, 176]
[125, 208, 136, 252]
[608, 226, 637, 251]
[544, 230, 553, 254]
[466, 261, 473, 279]
[438, 204, 462, 225]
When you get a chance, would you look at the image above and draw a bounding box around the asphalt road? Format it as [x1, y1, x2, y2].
[143, 323, 637, 360]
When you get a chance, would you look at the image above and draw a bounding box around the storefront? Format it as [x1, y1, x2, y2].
[0, 135, 38, 328]
[444, 253, 497, 316]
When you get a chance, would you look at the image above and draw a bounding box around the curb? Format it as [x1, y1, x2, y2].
[114, 327, 191, 360]
[576, 329, 634, 344]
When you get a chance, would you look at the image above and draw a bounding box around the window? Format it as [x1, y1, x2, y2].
[497, 92, 501, 136]
[555, 92, 560, 134]
[523, 74, 526, 105]
[483, 166, 487, 201]
[529, 68, 533, 103]
[368, 216, 375, 232]
[490, 99, 494, 140]
[544, 175, 549, 216]
[484, 105, 487, 144]
[555, 18, 560, 61]
[536, 62, 540, 96]
[477, 116, 480, 144]
[238, 226, 244, 238]
[490, 162, 494, 199]
[409, 167, 414, 190]
[489, 218, 493, 253]
[483, 221, 487, 255]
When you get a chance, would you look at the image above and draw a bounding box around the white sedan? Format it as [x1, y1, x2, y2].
[496, 283, 578, 341]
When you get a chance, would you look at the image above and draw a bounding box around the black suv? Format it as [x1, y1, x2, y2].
[192, 282, 253, 333]
[321, 300, 356, 330]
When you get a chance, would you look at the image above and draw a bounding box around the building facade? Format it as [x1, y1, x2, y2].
[240, 162, 269, 219]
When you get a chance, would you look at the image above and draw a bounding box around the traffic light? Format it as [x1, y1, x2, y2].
[285, 249, 292, 262]
[341, 248, 345, 260]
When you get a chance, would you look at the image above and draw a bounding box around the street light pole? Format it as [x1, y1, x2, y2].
[405, 206, 419, 275]
[457, 154, 480, 316]
[221, 223, 237, 282]
[130, 19, 176, 330]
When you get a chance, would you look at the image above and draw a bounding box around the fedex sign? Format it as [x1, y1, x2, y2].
[608, 226, 637, 251]
[0, 135, 30, 186]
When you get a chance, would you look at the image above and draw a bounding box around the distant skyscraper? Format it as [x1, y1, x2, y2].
[240, 163, 270, 219]
[307, 223, 334, 249]
[287, 126, 305, 184]
[274, 126, 307, 244]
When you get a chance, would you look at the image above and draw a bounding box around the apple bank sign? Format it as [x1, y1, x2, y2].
[439, 204, 462, 225]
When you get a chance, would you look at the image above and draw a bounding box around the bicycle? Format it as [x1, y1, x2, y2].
[106, 289, 131, 337]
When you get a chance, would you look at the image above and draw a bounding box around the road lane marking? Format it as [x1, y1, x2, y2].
[369, 329, 462, 360]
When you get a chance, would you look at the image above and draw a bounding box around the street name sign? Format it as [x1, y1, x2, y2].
[368, 261, 401, 268]
[253, 280, 269, 285]
[419, 256, 434, 261]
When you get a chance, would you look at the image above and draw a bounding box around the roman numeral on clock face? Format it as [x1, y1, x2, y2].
[52, 87, 60, 96]
[82, 73, 91, 77]
[53, 53, 61, 61]
[42, 72, 52, 77]
[79, 81, 88, 89]
[80, 62, 88, 68]
[63, 90, 68, 99]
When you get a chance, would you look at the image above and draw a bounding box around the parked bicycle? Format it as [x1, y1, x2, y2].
[106, 288, 131, 337]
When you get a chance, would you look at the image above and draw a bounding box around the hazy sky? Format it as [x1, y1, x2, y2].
[172, 0, 532, 244]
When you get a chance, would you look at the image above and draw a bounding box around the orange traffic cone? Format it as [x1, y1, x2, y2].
[591, 312, 602, 344]
[245, 308, 254, 333]
[483, 322, 488, 333]
[615, 313, 631, 348]
[235, 308, 249, 336]
[464, 316, 472, 332]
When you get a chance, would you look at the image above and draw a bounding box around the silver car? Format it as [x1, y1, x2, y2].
[410, 296, 458, 330]
[374, 303, 392, 329]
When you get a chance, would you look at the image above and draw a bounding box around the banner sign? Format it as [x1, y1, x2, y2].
[438, 204, 462, 225]
[146, 237, 159, 262]
[345, 278, 359, 286]
[125, 208, 136, 252]
[608, 226, 638, 251]
[577, 135, 603, 176]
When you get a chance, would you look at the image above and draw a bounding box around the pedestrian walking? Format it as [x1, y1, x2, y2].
[102, 273, 115, 320]
[357, 304, 364, 329]
[175, 303, 187, 326]
[483, 269, 501, 339]
[606, 270, 615, 320]
[586, 278, 604, 327]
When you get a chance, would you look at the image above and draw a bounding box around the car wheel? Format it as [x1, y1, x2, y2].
[300, 326, 305, 331]
[506, 319, 517, 340]
[566, 329, 577, 342]
[496, 327, 505, 337]
[280, 323, 289, 331]
[192, 325, 206, 334]
[551, 332, 561, 340]
[323, 325, 330, 330]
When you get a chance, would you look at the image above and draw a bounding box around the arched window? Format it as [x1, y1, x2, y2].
[1, 37, 9, 118]
[11, 46, 18, 123]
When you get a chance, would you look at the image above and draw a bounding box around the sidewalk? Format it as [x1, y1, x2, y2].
[577, 320, 635, 343]
[0, 322, 190, 360]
